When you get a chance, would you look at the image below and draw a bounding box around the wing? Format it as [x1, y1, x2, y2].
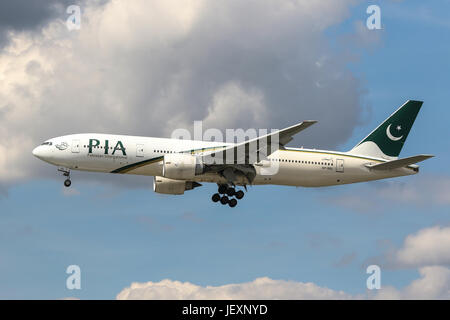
[201, 120, 317, 166]
[198, 120, 317, 185]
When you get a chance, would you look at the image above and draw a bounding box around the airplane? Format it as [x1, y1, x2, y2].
[32, 100, 433, 208]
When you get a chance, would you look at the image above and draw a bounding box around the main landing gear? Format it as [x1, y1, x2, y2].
[211, 184, 245, 208]
[58, 167, 72, 187]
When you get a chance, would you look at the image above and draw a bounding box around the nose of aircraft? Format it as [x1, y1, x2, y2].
[32, 146, 43, 159]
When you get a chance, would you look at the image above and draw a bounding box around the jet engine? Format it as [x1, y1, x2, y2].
[163, 153, 204, 180]
[153, 176, 201, 195]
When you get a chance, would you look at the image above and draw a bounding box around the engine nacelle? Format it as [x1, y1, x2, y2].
[153, 176, 201, 195]
[163, 153, 204, 180]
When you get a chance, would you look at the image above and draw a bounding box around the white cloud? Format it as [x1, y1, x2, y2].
[116, 277, 353, 300]
[374, 266, 450, 300]
[116, 269, 450, 300]
[117, 226, 450, 300]
[394, 226, 450, 268]
[202, 82, 268, 131]
[0, 0, 367, 187]
[363, 226, 450, 270]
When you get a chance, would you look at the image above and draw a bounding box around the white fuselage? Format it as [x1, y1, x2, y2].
[32, 133, 417, 187]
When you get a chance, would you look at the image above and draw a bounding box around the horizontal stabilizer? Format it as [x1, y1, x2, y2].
[365, 154, 434, 170]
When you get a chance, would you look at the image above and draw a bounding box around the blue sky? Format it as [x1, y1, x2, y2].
[0, 0, 449, 299]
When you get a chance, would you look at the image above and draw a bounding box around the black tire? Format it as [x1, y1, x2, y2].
[218, 185, 227, 194]
[226, 187, 235, 196]
[228, 198, 237, 208]
[235, 190, 244, 199]
[212, 193, 220, 202]
[220, 196, 229, 205]
[64, 179, 71, 187]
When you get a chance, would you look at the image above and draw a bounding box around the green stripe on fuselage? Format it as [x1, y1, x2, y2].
[111, 156, 163, 174]
[110, 145, 227, 174]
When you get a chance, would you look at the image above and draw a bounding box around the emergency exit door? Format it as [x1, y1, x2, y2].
[336, 159, 344, 172]
[136, 144, 144, 157]
[71, 139, 80, 153]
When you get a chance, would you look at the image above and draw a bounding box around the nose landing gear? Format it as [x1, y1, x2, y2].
[212, 184, 245, 208]
[58, 167, 72, 187]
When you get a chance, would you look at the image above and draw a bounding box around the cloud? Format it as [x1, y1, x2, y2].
[0, 0, 368, 188]
[202, 82, 268, 132]
[0, 0, 87, 47]
[373, 266, 450, 300]
[347, 20, 383, 51]
[364, 226, 450, 270]
[393, 226, 450, 268]
[116, 277, 354, 300]
[116, 269, 450, 300]
[365, 226, 450, 299]
[116, 226, 450, 300]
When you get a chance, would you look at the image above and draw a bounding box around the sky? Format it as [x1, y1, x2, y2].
[0, 0, 449, 299]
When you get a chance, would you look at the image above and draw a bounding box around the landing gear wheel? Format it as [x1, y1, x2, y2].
[218, 185, 227, 194]
[235, 190, 244, 200]
[228, 198, 237, 208]
[220, 196, 229, 205]
[226, 187, 235, 196]
[58, 168, 71, 188]
[212, 193, 220, 202]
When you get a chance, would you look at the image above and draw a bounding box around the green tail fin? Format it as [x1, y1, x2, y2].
[350, 100, 423, 159]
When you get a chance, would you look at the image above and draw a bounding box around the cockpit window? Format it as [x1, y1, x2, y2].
[41, 142, 52, 146]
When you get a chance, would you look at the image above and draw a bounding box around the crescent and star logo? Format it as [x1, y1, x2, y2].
[386, 124, 403, 141]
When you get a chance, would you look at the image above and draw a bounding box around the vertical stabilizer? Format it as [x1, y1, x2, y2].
[349, 100, 423, 159]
